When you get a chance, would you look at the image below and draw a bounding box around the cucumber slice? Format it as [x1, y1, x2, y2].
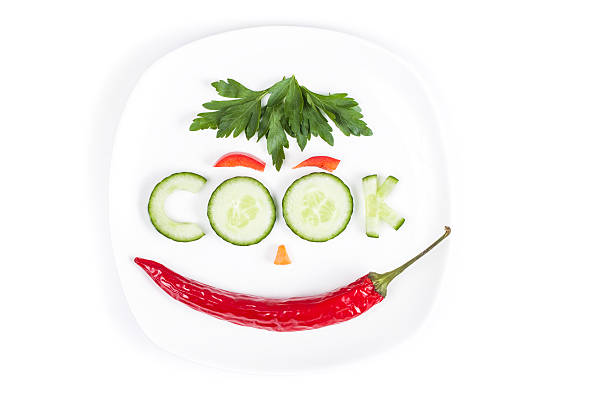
[362, 175, 379, 238]
[282, 172, 353, 242]
[148, 172, 207, 242]
[207, 177, 276, 246]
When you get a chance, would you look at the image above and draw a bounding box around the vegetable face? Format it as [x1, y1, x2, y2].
[134, 227, 450, 331]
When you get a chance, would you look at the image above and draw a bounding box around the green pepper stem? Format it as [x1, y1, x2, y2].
[369, 226, 451, 297]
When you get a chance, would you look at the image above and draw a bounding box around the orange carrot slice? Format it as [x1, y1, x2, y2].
[274, 245, 291, 265]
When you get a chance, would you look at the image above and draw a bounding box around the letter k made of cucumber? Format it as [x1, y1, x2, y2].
[362, 175, 405, 238]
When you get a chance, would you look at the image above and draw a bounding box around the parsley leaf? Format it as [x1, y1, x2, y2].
[211, 79, 258, 98]
[190, 76, 371, 169]
[266, 106, 289, 171]
[284, 77, 303, 136]
[267, 77, 291, 107]
[302, 88, 372, 136]
[300, 98, 334, 146]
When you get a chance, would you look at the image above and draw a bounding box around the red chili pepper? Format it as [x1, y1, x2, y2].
[134, 227, 450, 332]
[214, 152, 266, 171]
[293, 156, 340, 172]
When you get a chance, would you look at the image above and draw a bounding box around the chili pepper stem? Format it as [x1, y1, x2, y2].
[369, 226, 451, 297]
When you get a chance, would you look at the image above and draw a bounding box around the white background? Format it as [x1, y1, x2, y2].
[1, 0, 611, 406]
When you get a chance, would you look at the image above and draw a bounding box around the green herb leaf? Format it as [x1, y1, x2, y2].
[301, 94, 334, 146]
[266, 106, 289, 170]
[257, 106, 271, 142]
[284, 76, 303, 136]
[302, 89, 372, 136]
[216, 97, 263, 138]
[190, 111, 221, 131]
[190, 76, 371, 169]
[267, 77, 291, 107]
[211, 79, 258, 98]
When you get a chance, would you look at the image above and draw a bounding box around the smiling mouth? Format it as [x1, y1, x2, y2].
[134, 226, 450, 332]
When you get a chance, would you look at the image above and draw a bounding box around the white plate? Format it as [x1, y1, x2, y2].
[110, 26, 449, 373]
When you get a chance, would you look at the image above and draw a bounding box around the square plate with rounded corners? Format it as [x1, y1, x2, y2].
[110, 26, 450, 373]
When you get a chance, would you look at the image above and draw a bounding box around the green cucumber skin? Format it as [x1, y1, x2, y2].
[148, 172, 207, 242]
[207, 176, 276, 246]
[362, 175, 379, 238]
[394, 218, 406, 230]
[282, 172, 354, 242]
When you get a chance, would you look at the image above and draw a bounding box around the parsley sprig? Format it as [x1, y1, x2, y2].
[190, 76, 372, 170]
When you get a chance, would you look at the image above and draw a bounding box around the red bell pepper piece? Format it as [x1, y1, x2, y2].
[293, 156, 340, 172]
[214, 152, 266, 171]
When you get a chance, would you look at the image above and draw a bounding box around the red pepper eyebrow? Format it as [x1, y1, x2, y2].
[214, 152, 266, 171]
[293, 156, 340, 172]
